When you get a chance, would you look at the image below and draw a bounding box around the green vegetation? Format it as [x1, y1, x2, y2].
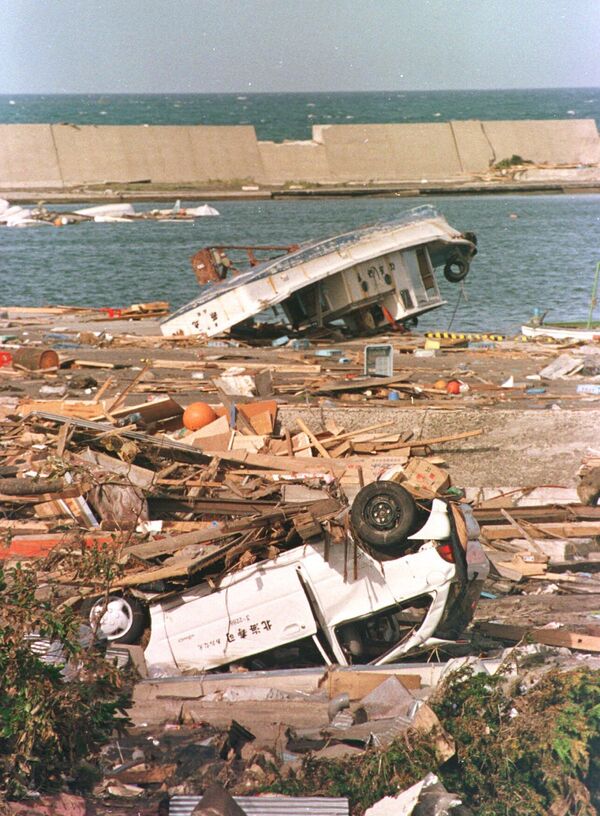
[0, 562, 131, 798]
[267, 665, 600, 815]
[494, 154, 532, 170]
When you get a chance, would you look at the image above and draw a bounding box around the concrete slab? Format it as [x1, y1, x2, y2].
[315, 123, 464, 182]
[0, 124, 62, 189]
[259, 140, 331, 185]
[482, 119, 600, 166]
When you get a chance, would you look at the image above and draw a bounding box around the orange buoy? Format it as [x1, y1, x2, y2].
[446, 380, 461, 395]
[183, 402, 217, 431]
[433, 379, 448, 391]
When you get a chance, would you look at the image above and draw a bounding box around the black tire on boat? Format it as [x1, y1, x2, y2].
[444, 257, 470, 283]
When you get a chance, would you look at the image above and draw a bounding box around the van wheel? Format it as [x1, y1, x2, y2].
[80, 594, 147, 644]
[351, 482, 417, 554]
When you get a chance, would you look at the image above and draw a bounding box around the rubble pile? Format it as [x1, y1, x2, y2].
[0, 309, 599, 814]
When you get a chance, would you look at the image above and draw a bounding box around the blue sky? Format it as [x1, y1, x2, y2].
[1, 0, 599, 93]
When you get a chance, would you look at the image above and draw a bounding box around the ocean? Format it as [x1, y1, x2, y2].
[1, 89, 599, 334]
[1, 88, 599, 140]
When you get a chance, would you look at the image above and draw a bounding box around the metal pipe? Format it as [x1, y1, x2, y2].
[587, 261, 600, 329]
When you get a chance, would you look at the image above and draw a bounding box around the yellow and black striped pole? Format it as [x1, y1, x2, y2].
[425, 331, 505, 342]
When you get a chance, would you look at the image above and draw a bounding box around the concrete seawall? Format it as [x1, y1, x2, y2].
[1, 119, 599, 192]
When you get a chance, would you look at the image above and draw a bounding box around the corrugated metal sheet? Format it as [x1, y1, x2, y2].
[27, 636, 130, 669]
[170, 794, 349, 816]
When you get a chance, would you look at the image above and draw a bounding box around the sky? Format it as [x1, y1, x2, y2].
[0, 0, 599, 94]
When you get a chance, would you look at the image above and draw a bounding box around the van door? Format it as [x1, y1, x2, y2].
[156, 563, 318, 673]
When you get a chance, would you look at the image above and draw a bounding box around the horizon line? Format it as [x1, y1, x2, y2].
[1, 85, 599, 96]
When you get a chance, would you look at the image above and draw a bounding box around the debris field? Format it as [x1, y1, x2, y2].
[1, 303, 599, 815]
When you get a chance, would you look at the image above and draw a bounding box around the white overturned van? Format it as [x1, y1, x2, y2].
[142, 485, 489, 677]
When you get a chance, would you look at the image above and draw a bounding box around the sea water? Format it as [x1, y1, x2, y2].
[1, 88, 599, 139]
[1, 90, 599, 333]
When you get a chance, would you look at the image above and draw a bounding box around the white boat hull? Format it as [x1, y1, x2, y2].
[521, 324, 600, 342]
[161, 206, 476, 338]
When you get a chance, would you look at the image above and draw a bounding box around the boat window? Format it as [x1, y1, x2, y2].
[400, 289, 415, 310]
[282, 285, 330, 328]
[417, 248, 436, 293]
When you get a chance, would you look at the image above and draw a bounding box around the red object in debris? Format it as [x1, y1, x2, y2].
[0, 351, 12, 367]
[101, 307, 123, 319]
[0, 533, 115, 560]
[436, 542, 456, 563]
[446, 380, 461, 394]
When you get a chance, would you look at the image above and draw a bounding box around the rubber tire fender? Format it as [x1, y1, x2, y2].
[350, 481, 418, 553]
[443, 257, 469, 283]
[80, 593, 147, 645]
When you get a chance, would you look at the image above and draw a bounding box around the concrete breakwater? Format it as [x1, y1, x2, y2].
[1, 118, 599, 193]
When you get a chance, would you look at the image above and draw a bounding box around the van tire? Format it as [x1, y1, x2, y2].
[80, 594, 147, 644]
[351, 482, 417, 553]
[444, 258, 469, 283]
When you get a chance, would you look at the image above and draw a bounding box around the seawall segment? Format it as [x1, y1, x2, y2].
[1, 119, 598, 192]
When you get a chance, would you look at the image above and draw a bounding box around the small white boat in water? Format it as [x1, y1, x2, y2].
[0, 199, 219, 227]
[160, 205, 477, 339]
[521, 263, 600, 342]
[521, 322, 600, 342]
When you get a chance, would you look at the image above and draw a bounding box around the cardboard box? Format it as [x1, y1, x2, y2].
[401, 458, 450, 495]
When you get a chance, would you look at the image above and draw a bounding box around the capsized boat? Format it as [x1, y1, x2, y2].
[160, 205, 477, 338]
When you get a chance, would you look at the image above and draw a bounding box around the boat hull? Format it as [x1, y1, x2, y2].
[161, 206, 476, 338]
[521, 324, 600, 342]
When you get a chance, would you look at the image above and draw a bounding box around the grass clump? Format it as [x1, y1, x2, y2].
[266, 665, 600, 815]
[435, 665, 600, 815]
[494, 154, 532, 169]
[0, 563, 131, 798]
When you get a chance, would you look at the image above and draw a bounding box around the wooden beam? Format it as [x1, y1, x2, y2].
[296, 418, 331, 458]
[405, 429, 483, 448]
[477, 622, 600, 653]
[481, 521, 600, 540]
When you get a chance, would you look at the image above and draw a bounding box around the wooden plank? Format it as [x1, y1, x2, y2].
[473, 505, 600, 524]
[17, 400, 103, 420]
[500, 509, 547, 558]
[114, 556, 206, 586]
[152, 359, 321, 373]
[106, 362, 152, 413]
[71, 448, 156, 488]
[94, 395, 183, 424]
[212, 385, 256, 435]
[477, 622, 600, 653]
[296, 418, 331, 458]
[248, 410, 273, 435]
[0, 487, 82, 504]
[327, 669, 421, 699]
[405, 429, 483, 448]
[73, 360, 117, 370]
[486, 552, 547, 577]
[217, 449, 346, 474]
[321, 420, 396, 447]
[312, 374, 412, 394]
[481, 521, 600, 540]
